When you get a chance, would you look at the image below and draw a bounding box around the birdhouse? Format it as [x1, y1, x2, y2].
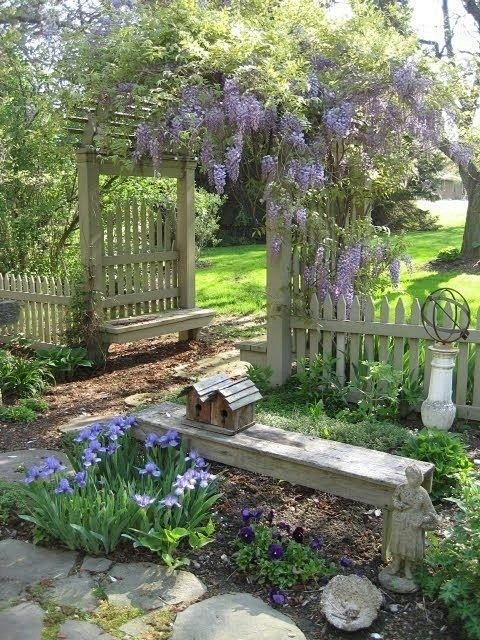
[182, 373, 262, 434]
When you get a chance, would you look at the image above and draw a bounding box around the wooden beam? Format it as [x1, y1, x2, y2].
[176, 163, 196, 310]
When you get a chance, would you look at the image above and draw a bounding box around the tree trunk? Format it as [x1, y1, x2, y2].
[460, 165, 480, 259]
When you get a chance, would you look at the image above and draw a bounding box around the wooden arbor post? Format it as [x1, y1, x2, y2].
[176, 160, 198, 341]
[266, 221, 292, 386]
[77, 148, 106, 363]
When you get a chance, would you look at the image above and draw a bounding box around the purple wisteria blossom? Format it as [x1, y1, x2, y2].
[213, 164, 227, 194]
[286, 160, 324, 191]
[306, 72, 320, 98]
[131, 494, 156, 508]
[261, 155, 277, 181]
[295, 208, 307, 229]
[138, 462, 162, 477]
[160, 494, 181, 508]
[133, 123, 151, 161]
[331, 243, 362, 307]
[449, 141, 472, 169]
[280, 113, 306, 150]
[389, 259, 401, 287]
[225, 146, 241, 182]
[270, 235, 283, 256]
[324, 102, 354, 138]
[266, 199, 281, 220]
[53, 478, 74, 495]
[393, 60, 431, 99]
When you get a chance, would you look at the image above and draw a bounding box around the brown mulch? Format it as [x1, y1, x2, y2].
[0, 337, 461, 640]
[0, 334, 232, 452]
[427, 255, 480, 274]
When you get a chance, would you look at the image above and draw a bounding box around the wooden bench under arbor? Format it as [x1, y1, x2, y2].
[71, 107, 214, 360]
[135, 401, 434, 562]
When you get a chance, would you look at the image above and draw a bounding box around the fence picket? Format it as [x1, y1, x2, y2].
[335, 296, 347, 386]
[456, 304, 470, 406]
[378, 297, 390, 365]
[322, 294, 333, 373]
[363, 295, 375, 362]
[115, 202, 126, 319]
[41, 276, 51, 344]
[308, 293, 320, 362]
[349, 296, 361, 381]
[393, 299, 405, 373]
[409, 299, 421, 380]
[473, 308, 480, 408]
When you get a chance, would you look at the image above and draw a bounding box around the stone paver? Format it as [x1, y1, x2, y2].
[0, 578, 25, 609]
[0, 449, 71, 483]
[170, 593, 307, 640]
[44, 574, 98, 612]
[59, 620, 115, 640]
[0, 540, 77, 584]
[0, 602, 44, 640]
[58, 414, 115, 435]
[81, 556, 113, 574]
[105, 561, 206, 611]
[172, 348, 248, 381]
[119, 612, 156, 637]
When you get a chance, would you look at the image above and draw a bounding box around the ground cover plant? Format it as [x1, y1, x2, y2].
[233, 507, 336, 596]
[401, 428, 474, 501]
[417, 482, 480, 640]
[0, 348, 54, 400]
[35, 346, 93, 382]
[21, 416, 221, 566]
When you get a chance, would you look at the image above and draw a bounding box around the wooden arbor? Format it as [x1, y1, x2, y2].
[76, 135, 214, 358]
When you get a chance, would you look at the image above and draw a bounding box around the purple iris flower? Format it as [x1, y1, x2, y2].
[173, 469, 197, 495]
[106, 422, 124, 441]
[53, 478, 74, 495]
[239, 526, 255, 544]
[160, 494, 181, 508]
[291, 526, 304, 543]
[82, 449, 101, 467]
[268, 543, 285, 560]
[185, 449, 206, 468]
[122, 416, 136, 428]
[268, 587, 287, 606]
[144, 433, 160, 448]
[310, 535, 324, 551]
[87, 439, 106, 453]
[158, 429, 181, 448]
[131, 494, 155, 508]
[138, 462, 161, 477]
[41, 456, 66, 476]
[73, 423, 102, 443]
[24, 465, 43, 484]
[340, 556, 354, 568]
[195, 469, 216, 488]
[106, 442, 119, 455]
[73, 471, 87, 488]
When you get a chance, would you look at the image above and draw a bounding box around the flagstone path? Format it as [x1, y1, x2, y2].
[0, 538, 306, 639]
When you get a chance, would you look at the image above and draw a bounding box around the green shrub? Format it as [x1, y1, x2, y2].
[22, 417, 221, 566]
[435, 246, 461, 263]
[18, 397, 49, 412]
[0, 480, 27, 525]
[0, 350, 54, 398]
[401, 429, 474, 501]
[35, 346, 93, 381]
[291, 355, 349, 416]
[417, 483, 480, 640]
[319, 418, 412, 452]
[233, 510, 335, 588]
[348, 361, 402, 420]
[247, 364, 273, 395]
[195, 189, 223, 259]
[0, 403, 37, 423]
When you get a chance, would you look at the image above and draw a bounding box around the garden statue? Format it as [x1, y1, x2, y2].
[420, 288, 470, 431]
[321, 574, 383, 631]
[379, 465, 439, 593]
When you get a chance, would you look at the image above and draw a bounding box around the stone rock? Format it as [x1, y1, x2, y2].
[124, 393, 157, 408]
[81, 556, 113, 574]
[119, 612, 156, 637]
[170, 592, 306, 640]
[44, 574, 98, 612]
[0, 540, 76, 584]
[58, 414, 115, 435]
[0, 578, 25, 608]
[0, 449, 70, 483]
[58, 620, 115, 640]
[172, 349, 248, 381]
[321, 575, 383, 632]
[378, 567, 419, 594]
[104, 562, 206, 611]
[0, 602, 44, 640]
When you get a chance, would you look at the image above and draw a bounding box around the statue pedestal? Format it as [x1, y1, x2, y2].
[378, 567, 418, 593]
[421, 344, 458, 431]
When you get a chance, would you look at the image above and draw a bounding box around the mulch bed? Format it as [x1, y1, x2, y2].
[0, 336, 462, 640]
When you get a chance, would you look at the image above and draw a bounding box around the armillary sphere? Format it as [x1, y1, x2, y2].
[421, 288, 470, 344]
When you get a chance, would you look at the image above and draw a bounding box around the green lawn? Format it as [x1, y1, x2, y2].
[196, 200, 480, 317]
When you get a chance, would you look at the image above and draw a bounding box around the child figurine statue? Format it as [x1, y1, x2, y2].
[379, 464, 439, 593]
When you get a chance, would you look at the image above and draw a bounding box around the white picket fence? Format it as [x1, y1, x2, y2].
[0, 273, 72, 347]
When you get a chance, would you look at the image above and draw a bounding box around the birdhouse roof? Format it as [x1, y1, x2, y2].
[182, 373, 262, 409]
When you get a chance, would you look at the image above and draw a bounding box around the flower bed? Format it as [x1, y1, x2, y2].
[22, 416, 221, 567]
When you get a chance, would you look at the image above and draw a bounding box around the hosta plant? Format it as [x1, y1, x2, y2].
[21, 417, 221, 566]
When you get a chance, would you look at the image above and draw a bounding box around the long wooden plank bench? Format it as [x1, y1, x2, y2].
[101, 308, 215, 345]
[135, 401, 434, 561]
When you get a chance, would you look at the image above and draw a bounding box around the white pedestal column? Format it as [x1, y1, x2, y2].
[421, 344, 458, 431]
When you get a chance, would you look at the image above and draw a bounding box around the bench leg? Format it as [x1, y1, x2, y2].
[382, 508, 393, 563]
[179, 328, 200, 342]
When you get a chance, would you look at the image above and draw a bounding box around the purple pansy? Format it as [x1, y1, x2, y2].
[239, 526, 255, 544]
[310, 535, 324, 551]
[340, 556, 354, 568]
[291, 526, 305, 543]
[269, 587, 287, 606]
[268, 543, 285, 560]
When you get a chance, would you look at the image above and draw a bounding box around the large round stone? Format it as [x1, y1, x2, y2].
[170, 592, 306, 640]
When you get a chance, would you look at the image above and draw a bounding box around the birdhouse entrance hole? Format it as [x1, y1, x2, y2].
[220, 409, 228, 425]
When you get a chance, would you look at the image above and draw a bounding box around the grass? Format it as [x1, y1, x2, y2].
[196, 200, 480, 316]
